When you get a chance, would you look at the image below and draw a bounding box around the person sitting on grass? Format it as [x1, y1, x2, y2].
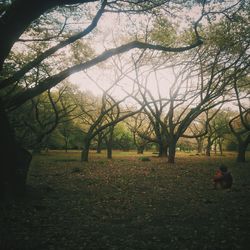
[213, 165, 233, 189]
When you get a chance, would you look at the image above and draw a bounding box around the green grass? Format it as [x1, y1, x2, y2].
[139, 156, 151, 161]
[1, 150, 250, 250]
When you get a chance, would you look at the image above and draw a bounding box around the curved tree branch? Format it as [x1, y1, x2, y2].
[0, 0, 107, 89]
[5, 38, 203, 110]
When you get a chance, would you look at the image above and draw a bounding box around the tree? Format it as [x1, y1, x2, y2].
[75, 85, 141, 162]
[104, 124, 115, 159]
[129, 31, 248, 163]
[229, 76, 250, 162]
[126, 113, 152, 154]
[95, 131, 105, 154]
[10, 83, 78, 152]
[203, 110, 230, 156]
[113, 127, 134, 151]
[188, 115, 208, 154]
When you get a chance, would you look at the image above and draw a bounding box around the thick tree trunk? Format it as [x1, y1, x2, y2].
[0, 101, 32, 199]
[218, 140, 223, 156]
[137, 146, 144, 154]
[107, 144, 112, 159]
[168, 141, 176, 164]
[158, 141, 168, 157]
[81, 139, 90, 162]
[106, 128, 114, 159]
[0, 0, 67, 70]
[236, 141, 247, 163]
[16, 147, 32, 195]
[0, 104, 18, 199]
[163, 143, 168, 157]
[158, 142, 163, 157]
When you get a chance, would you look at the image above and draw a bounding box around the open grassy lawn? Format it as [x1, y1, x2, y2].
[1, 150, 250, 250]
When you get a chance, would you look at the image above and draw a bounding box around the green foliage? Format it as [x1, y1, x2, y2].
[112, 123, 134, 150]
[8, 83, 81, 150]
[178, 27, 198, 46]
[177, 139, 195, 152]
[226, 140, 238, 151]
[70, 40, 95, 64]
[150, 16, 178, 46]
[113, 127, 134, 150]
[211, 111, 231, 138]
[203, 5, 250, 57]
[46, 129, 65, 149]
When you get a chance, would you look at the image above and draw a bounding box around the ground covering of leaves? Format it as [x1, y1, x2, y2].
[1, 150, 250, 250]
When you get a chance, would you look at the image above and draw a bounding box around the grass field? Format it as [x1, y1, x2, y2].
[1, 150, 250, 250]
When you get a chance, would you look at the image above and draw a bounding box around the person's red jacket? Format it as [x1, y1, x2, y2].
[213, 170, 233, 189]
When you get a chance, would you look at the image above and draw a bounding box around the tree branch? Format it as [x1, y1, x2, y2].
[5, 39, 203, 110]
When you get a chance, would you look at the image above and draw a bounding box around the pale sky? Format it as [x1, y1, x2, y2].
[68, 4, 202, 99]
[69, 63, 176, 101]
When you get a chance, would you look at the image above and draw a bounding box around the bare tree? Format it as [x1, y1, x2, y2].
[126, 113, 153, 154]
[75, 83, 141, 162]
[128, 38, 248, 163]
[188, 116, 207, 154]
[203, 110, 230, 156]
[229, 76, 250, 162]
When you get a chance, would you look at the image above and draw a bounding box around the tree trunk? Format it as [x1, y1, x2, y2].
[158, 142, 163, 157]
[214, 142, 217, 155]
[16, 147, 32, 195]
[137, 145, 144, 154]
[158, 141, 168, 157]
[236, 141, 248, 163]
[107, 144, 112, 159]
[218, 140, 223, 156]
[0, 107, 18, 199]
[65, 137, 69, 153]
[0, 100, 32, 199]
[106, 127, 114, 159]
[168, 141, 176, 164]
[163, 143, 168, 157]
[206, 136, 212, 156]
[197, 138, 203, 154]
[81, 139, 90, 162]
[96, 134, 102, 154]
[96, 146, 101, 154]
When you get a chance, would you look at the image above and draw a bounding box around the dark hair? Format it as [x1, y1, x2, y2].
[219, 164, 228, 172]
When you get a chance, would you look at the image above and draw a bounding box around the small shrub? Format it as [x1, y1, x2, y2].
[139, 157, 151, 162]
